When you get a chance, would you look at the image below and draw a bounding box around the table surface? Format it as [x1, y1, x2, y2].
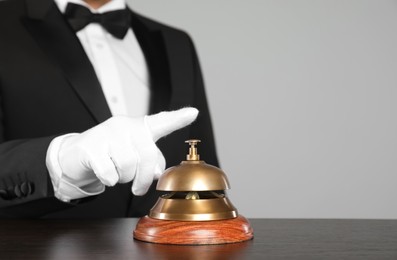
[1, 218, 397, 259]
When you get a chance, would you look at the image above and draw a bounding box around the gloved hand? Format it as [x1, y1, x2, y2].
[57, 107, 198, 196]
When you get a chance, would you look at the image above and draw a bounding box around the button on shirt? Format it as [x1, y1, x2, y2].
[55, 0, 150, 117]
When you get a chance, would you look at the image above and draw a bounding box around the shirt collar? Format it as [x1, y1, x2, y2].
[54, 0, 126, 14]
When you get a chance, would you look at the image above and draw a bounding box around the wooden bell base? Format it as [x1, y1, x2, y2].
[133, 215, 254, 245]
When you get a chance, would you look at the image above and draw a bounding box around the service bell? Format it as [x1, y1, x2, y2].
[133, 140, 253, 245]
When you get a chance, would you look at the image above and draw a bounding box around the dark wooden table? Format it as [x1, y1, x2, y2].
[1, 218, 397, 259]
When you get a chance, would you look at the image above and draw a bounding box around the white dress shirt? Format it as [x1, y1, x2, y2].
[46, 0, 151, 202]
[55, 0, 150, 117]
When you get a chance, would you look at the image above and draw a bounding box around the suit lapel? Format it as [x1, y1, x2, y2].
[131, 11, 194, 150]
[22, 0, 112, 123]
[129, 11, 171, 114]
[130, 10, 194, 112]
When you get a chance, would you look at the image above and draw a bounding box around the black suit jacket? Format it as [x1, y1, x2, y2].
[0, 0, 218, 218]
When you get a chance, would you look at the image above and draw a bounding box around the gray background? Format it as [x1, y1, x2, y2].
[130, 0, 397, 219]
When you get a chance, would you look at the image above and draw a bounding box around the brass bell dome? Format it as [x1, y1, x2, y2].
[149, 140, 238, 221]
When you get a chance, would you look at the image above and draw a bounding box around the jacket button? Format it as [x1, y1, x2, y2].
[27, 181, 34, 194]
[14, 185, 22, 198]
[20, 182, 31, 196]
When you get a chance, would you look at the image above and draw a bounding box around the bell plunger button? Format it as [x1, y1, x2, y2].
[185, 139, 201, 161]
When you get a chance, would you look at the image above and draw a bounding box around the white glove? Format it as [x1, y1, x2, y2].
[55, 107, 198, 197]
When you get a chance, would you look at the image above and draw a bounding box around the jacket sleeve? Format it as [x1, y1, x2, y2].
[0, 96, 71, 218]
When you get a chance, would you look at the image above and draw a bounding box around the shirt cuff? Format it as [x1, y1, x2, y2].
[46, 134, 105, 202]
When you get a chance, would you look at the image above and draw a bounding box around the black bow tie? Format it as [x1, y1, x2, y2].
[64, 3, 131, 39]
